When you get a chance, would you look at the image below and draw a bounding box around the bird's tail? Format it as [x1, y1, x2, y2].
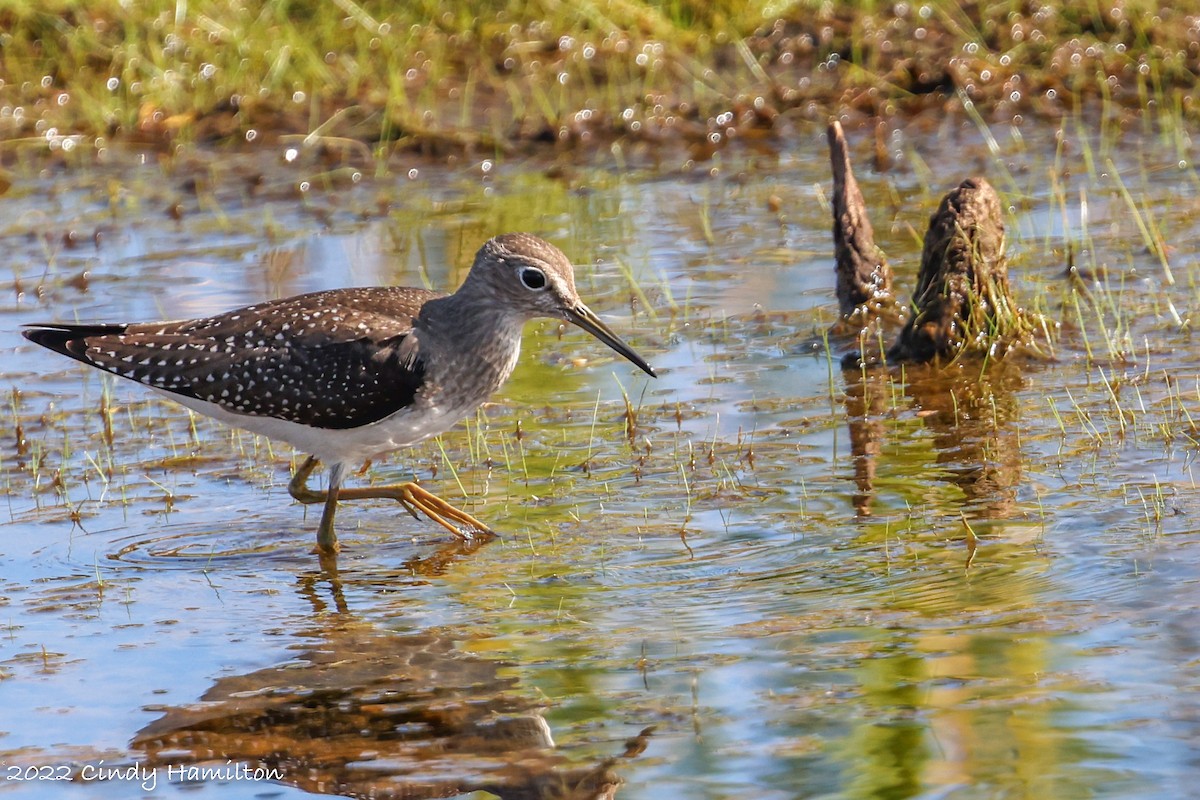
[22, 323, 130, 362]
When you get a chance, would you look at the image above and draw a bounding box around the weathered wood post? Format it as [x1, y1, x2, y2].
[888, 177, 1029, 363]
[828, 120, 896, 322]
[827, 121, 1033, 363]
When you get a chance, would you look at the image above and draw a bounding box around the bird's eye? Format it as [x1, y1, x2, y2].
[519, 267, 547, 291]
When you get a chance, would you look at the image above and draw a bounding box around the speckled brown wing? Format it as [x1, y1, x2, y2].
[23, 286, 441, 430]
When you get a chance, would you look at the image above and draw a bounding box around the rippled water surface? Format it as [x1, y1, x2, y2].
[1, 118, 1199, 798]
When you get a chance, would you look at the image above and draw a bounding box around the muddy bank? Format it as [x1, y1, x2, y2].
[1, 2, 1196, 155]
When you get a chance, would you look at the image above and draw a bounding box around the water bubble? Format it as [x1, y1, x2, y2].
[284, 147, 299, 162]
[106, 77, 120, 92]
[200, 63, 217, 79]
[480, 159, 493, 174]
[292, 91, 306, 104]
[245, 129, 258, 142]
[56, 92, 69, 106]
[407, 168, 419, 179]
[298, 181, 311, 192]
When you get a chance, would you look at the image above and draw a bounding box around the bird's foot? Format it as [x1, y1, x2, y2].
[388, 482, 496, 540]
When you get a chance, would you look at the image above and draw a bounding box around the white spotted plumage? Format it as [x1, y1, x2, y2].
[23, 233, 656, 550]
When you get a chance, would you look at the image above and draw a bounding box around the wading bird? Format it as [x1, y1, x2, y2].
[24, 233, 656, 554]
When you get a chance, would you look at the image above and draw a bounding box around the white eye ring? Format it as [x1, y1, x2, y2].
[519, 267, 547, 291]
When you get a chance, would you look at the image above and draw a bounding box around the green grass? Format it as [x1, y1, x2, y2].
[4, 0, 1200, 153]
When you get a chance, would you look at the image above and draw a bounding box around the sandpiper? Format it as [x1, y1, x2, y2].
[23, 233, 656, 554]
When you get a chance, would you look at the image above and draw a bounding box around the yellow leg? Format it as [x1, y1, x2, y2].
[336, 481, 495, 540]
[287, 455, 495, 548]
[287, 455, 325, 504]
[288, 456, 343, 554]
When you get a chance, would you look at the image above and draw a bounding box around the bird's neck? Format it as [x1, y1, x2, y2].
[417, 292, 527, 395]
[419, 289, 526, 345]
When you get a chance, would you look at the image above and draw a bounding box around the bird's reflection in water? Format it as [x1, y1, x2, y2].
[133, 541, 638, 799]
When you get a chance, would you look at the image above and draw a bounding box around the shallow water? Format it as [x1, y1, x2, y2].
[1, 117, 1199, 799]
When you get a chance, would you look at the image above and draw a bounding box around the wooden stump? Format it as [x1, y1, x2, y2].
[827, 121, 896, 322]
[888, 177, 1031, 363]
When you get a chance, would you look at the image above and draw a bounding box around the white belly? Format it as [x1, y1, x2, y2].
[160, 389, 469, 465]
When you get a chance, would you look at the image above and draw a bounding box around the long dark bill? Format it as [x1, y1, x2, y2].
[565, 303, 657, 378]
